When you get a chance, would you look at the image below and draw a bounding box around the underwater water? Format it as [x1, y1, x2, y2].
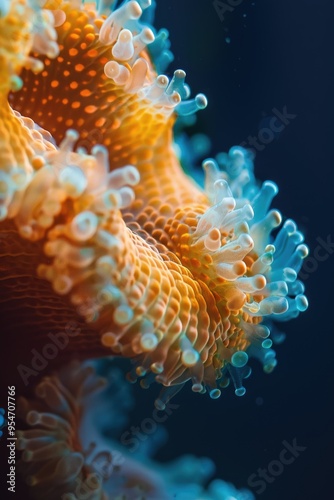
[156, 2, 333, 500]
[0, 1, 333, 499]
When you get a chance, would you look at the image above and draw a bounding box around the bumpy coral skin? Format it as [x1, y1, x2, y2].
[1, 0, 308, 408]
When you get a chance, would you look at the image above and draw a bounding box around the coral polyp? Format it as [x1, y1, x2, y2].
[16, 360, 255, 499]
[1, 0, 308, 412]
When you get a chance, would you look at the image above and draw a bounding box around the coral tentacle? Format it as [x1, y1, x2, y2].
[1, 0, 308, 406]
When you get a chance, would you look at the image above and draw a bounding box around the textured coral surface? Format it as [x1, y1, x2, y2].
[0, 1, 309, 496]
[1, 0, 309, 406]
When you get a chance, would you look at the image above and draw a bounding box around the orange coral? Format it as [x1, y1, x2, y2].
[0, 0, 308, 406]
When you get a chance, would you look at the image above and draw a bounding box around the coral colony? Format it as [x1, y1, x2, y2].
[0, 0, 308, 498]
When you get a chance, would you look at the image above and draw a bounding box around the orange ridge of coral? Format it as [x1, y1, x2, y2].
[1, 1, 255, 392]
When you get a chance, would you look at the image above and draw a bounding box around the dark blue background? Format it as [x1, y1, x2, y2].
[148, 1, 334, 499]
